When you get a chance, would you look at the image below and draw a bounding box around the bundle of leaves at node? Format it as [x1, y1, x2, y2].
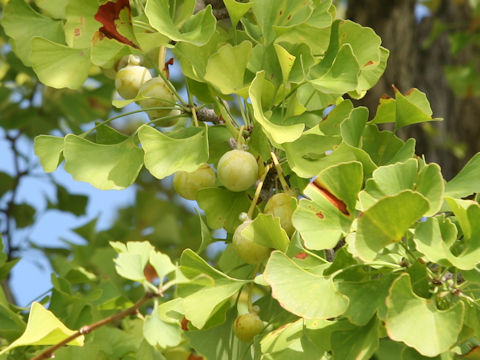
[2, 0, 480, 359]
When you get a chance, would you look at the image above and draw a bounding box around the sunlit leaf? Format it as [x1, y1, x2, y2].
[385, 274, 464, 357]
[138, 125, 208, 180]
[204, 41, 252, 95]
[354, 191, 429, 261]
[264, 251, 348, 319]
[250, 71, 304, 144]
[0, 302, 84, 355]
[2, 0, 64, 65]
[63, 134, 143, 190]
[145, 0, 216, 46]
[29, 38, 90, 89]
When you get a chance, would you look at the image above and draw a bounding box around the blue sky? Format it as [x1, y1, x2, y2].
[0, 129, 135, 306]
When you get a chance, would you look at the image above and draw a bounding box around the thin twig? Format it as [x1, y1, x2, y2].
[31, 291, 161, 360]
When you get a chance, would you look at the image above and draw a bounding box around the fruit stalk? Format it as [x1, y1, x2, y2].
[247, 164, 271, 219]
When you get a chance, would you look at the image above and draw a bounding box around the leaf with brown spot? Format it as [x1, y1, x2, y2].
[94, 0, 139, 48]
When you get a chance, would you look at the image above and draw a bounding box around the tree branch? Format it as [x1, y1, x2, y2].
[31, 291, 161, 360]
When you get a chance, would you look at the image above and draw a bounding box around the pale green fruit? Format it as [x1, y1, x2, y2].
[233, 220, 270, 265]
[217, 150, 258, 192]
[173, 164, 216, 200]
[115, 65, 152, 99]
[138, 76, 176, 121]
[233, 312, 264, 342]
[264, 193, 297, 236]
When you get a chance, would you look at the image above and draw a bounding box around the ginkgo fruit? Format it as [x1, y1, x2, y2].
[233, 220, 270, 265]
[264, 193, 297, 236]
[217, 149, 258, 192]
[233, 312, 264, 342]
[137, 76, 177, 121]
[115, 55, 152, 99]
[173, 164, 216, 200]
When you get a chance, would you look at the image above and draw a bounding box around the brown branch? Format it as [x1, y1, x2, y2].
[31, 291, 160, 360]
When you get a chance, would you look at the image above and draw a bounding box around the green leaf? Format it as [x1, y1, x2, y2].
[29, 37, 90, 89]
[372, 88, 442, 130]
[414, 203, 480, 270]
[282, 133, 342, 178]
[34, 135, 65, 173]
[196, 187, 250, 233]
[0, 302, 84, 355]
[445, 152, 480, 198]
[2, 0, 65, 65]
[361, 124, 416, 166]
[54, 184, 88, 216]
[149, 251, 176, 284]
[354, 191, 430, 261]
[293, 162, 363, 250]
[274, 44, 296, 82]
[11, 203, 35, 228]
[186, 308, 253, 360]
[204, 41, 252, 95]
[318, 100, 354, 135]
[96, 124, 128, 144]
[337, 274, 396, 325]
[112, 241, 154, 282]
[143, 303, 182, 349]
[309, 44, 359, 94]
[223, 0, 252, 27]
[145, 0, 216, 46]
[341, 107, 368, 147]
[90, 36, 130, 68]
[182, 280, 244, 329]
[252, 0, 314, 45]
[261, 319, 328, 359]
[64, 0, 99, 49]
[249, 71, 304, 144]
[0, 173, 14, 199]
[360, 159, 444, 216]
[0, 303, 26, 342]
[138, 125, 208, 180]
[385, 274, 464, 357]
[196, 211, 214, 254]
[35, 0, 67, 19]
[264, 251, 348, 319]
[240, 214, 290, 251]
[330, 317, 379, 360]
[180, 248, 235, 282]
[63, 134, 143, 190]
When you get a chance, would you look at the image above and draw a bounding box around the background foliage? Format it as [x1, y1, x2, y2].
[0, 0, 480, 359]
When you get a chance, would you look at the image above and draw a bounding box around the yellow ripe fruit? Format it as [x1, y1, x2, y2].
[173, 164, 216, 200]
[264, 193, 297, 236]
[115, 65, 152, 99]
[217, 150, 258, 192]
[138, 76, 177, 121]
[233, 220, 270, 265]
[233, 312, 264, 342]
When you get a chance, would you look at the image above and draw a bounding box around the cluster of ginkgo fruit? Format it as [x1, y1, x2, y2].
[114, 54, 180, 126]
[115, 57, 297, 343]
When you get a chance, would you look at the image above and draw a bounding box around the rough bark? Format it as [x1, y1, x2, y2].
[347, 0, 480, 179]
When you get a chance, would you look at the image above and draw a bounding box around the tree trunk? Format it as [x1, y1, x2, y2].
[347, 0, 480, 179]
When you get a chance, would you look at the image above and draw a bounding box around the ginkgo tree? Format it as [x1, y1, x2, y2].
[1, 0, 480, 359]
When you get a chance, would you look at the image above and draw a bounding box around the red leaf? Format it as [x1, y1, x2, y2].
[143, 264, 158, 282]
[94, 0, 139, 48]
[181, 317, 189, 331]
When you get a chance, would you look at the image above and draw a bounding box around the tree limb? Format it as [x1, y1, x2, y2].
[31, 291, 161, 360]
